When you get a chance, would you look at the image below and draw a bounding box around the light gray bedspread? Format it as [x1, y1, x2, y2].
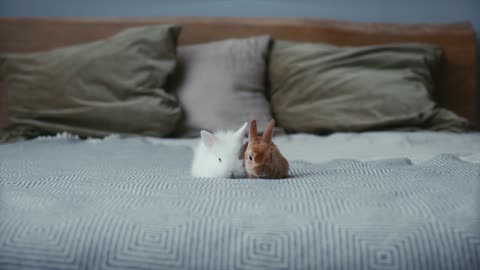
[0, 137, 479, 270]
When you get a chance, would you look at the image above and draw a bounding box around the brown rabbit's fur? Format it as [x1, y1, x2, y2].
[244, 119, 289, 179]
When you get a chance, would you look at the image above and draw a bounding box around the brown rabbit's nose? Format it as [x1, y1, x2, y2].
[254, 164, 264, 173]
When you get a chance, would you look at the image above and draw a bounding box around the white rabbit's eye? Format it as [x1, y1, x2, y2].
[249, 154, 253, 161]
[218, 158, 222, 162]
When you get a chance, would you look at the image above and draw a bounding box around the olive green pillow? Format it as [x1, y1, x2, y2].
[0, 24, 182, 142]
[269, 41, 470, 133]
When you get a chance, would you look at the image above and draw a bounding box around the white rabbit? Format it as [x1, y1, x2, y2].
[191, 122, 248, 178]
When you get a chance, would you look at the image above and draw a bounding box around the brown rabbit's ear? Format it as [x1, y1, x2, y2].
[261, 119, 275, 143]
[249, 120, 257, 143]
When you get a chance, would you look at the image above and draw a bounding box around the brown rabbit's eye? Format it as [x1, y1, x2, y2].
[249, 154, 253, 161]
[218, 158, 222, 162]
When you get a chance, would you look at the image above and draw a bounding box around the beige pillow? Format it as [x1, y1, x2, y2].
[171, 36, 277, 137]
[269, 40, 470, 133]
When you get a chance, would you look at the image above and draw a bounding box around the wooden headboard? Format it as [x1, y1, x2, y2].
[0, 17, 477, 125]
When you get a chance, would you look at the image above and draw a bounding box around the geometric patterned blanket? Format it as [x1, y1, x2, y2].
[0, 137, 479, 270]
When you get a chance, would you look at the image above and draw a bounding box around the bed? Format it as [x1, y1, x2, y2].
[0, 17, 479, 270]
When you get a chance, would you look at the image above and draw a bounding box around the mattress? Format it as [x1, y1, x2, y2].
[1, 131, 479, 270]
[146, 131, 480, 164]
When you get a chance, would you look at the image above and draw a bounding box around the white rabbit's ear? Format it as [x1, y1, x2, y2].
[234, 122, 248, 141]
[200, 130, 217, 148]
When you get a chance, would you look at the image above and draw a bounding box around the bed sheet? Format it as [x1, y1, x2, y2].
[1, 134, 479, 270]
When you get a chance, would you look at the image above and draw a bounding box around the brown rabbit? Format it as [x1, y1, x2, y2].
[244, 119, 289, 179]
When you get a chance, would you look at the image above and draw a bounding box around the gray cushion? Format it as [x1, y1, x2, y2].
[172, 36, 277, 137]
